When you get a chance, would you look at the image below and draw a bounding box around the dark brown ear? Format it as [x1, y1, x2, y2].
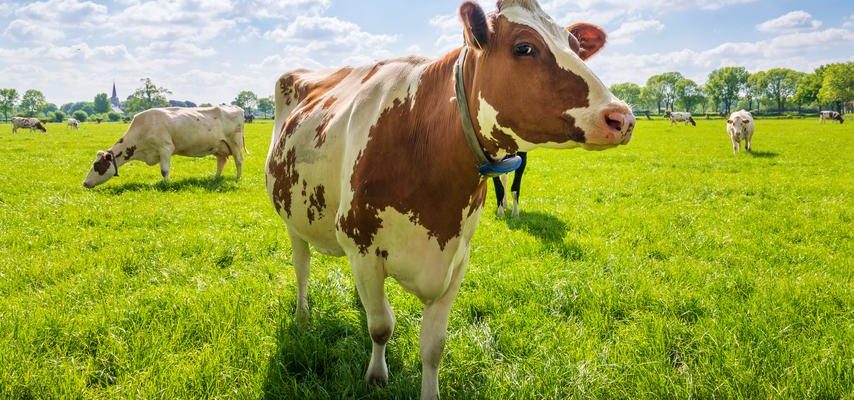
[567, 23, 607, 60]
[459, 1, 489, 49]
[727, 119, 733, 124]
[105, 152, 114, 161]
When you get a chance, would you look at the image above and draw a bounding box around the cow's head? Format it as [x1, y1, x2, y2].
[461, 0, 634, 155]
[83, 150, 118, 189]
[727, 113, 752, 133]
[34, 122, 47, 132]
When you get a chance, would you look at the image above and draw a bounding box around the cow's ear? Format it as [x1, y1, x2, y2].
[459, 1, 489, 50]
[104, 152, 113, 161]
[567, 23, 607, 60]
[97, 150, 106, 157]
[727, 119, 733, 124]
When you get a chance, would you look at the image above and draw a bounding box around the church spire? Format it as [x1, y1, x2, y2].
[112, 81, 117, 99]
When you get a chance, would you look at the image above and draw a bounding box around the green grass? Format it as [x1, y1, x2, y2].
[0, 119, 851, 399]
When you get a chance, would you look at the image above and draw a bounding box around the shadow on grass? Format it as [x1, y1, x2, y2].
[747, 150, 779, 159]
[102, 176, 239, 195]
[502, 211, 585, 261]
[262, 304, 418, 399]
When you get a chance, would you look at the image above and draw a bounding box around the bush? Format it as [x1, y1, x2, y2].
[107, 112, 122, 122]
[52, 111, 66, 122]
[72, 110, 88, 122]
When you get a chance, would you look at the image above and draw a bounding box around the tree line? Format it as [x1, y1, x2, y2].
[610, 62, 852, 116]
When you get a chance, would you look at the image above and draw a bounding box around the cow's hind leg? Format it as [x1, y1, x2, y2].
[349, 254, 395, 386]
[159, 146, 173, 181]
[289, 229, 311, 323]
[420, 252, 469, 400]
[232, 144, 244, 180]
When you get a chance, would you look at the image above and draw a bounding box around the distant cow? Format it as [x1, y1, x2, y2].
[244, 114, 255, 124]
[11, 117, 47, 134]
[820, 111, 844, 124]
[494, 152, 528, 217]
[665, 111, 696, 126]
[83, 106, 246, 188]
[67, 118, 79, 130]
[727, 110, 754, 153]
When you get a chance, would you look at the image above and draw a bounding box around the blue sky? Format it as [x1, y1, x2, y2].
[0, 0, 851, 106]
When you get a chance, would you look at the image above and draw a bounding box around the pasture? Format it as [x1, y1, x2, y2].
[0, 119, 851, 399]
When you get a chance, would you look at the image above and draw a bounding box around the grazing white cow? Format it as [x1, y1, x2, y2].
[727, 110, 754, 153]
[83, 106, 246, 188]
[11, 117, 47, 134]
[67, 118, 79, 130]
[820, 111, 844, 124]
[664, 111, 697, 126]
[266, 1, 634, 398]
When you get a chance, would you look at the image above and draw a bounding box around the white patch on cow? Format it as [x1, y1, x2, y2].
[475, 94, 540, 156]
[341, 203, 482, 303]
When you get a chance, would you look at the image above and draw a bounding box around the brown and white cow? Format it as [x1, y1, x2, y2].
[727, 109, 754, 153]
[664, 111, 696, 126]
[820, 110, 844, 124]
[11, 117, 47, 134]
[265, 1, 634, 398]
[83, 106, 245, 188]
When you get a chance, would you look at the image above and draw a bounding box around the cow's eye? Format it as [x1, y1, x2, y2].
[513, 44, 537, 57]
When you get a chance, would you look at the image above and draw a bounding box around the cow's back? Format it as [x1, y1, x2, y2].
[129, 106, 243, 157]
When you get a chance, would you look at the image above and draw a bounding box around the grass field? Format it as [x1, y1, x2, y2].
[0, 119, 852, 399]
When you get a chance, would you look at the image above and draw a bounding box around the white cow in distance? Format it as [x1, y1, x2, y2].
[67, 118, 79, 130]
[727, 110, 754, 154]
[83, 106, 246, 188]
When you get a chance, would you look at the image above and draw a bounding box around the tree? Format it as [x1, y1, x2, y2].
[94, 93, 112, 114]
[609, 83, 641, 109]
[108, 111, 123, 122]
[756, 68, 800, 114]
[745, 72, 765, 111]
[52, 110, 66, 122]
[0, 88, 18, 121]
[818, 62, 854, 113]
[793, 72, 822, 112]
[126, 78, 171, 113]
[646, 72, 683, 113]
[19, 89, 46, 117]
[73, 110, 89, 122]
[706, 67, 749, 115]
[674, 78, 704, 112]
[234, 91, 258, 115]
[258, 96, 274, 119]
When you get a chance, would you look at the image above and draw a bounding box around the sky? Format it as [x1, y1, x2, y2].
[0, 0, 852, 106]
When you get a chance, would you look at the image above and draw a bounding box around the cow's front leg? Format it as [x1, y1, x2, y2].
[159, 147, 173, 181]
[216, 154, 228, 178]
[420, 253, 469, 399]
[350, 254, 396, 386]
[745, 136, 752, 152]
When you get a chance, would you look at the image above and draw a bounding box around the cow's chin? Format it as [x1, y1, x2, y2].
[581, 143, 621, 151]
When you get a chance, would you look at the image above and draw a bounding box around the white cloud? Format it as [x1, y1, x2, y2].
[842, 14, 854, 30]
[3, 19, 66, 41]
[544, 0, 759, 24]
[757, 11, 822, 33]
[264, 15, 396, 65]
[107, 0, 236, 43]
[609, 20, 664, 44]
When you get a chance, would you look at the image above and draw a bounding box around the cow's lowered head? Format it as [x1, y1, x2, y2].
[83, 150, 118, 189]
[460, 0, 634, 154]
[34, 121, 47, 133]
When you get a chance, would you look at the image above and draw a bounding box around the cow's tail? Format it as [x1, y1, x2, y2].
[689, 117, 697, 126]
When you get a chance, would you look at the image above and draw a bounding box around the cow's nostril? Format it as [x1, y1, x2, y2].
[606, 116, 622, 132]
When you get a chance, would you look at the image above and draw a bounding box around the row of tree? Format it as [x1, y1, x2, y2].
[611, 62, 852, 116]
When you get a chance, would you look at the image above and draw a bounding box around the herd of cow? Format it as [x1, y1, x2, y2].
[2, 1, 848, 398]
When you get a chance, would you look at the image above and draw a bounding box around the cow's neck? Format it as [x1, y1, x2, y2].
[107, 136, 134, 165]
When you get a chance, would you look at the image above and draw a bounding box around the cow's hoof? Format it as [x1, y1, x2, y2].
[365, 371, 388, 387]
[295, 307, 310, 325]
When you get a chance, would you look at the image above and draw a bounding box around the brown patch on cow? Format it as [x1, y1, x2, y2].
[279, 70, 352, 140]
[489, 126, 519, 155]
[268, 148, 299, 217]
[116, 137, 124, 145]
[314, 96, 338, 148]
[473, 16, 590, 147]
[337, 53, 483, 253]
[361, 62, 387, 84]
[124, 146, 137, 160]
[307, 185, 326, 224]
[93, 157, 111, 175]
[467, 181, 487, 217]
